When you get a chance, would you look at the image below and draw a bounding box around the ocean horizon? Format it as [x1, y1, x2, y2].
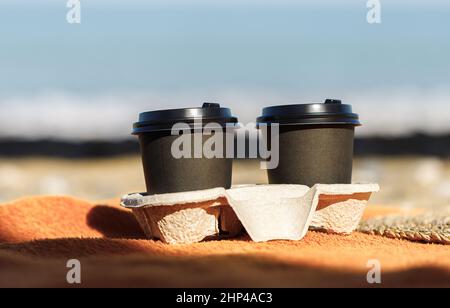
[1, 89, 450, 141]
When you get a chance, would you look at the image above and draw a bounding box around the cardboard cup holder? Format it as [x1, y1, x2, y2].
[121, 184, 380, 244]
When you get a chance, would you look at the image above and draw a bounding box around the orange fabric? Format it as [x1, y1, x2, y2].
[0, 196, 449, 288]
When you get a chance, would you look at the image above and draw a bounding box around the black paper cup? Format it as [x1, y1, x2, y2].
[257, 99, 361, 187]
[133, 103, 238, 194]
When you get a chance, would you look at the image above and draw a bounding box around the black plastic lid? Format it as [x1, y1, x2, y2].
[257, 99, 361, 126]
[133, 102, 238, 134]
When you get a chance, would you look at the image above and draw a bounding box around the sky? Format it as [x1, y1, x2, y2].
[0, 0, 449, 139]
[2, 0, 450, 8]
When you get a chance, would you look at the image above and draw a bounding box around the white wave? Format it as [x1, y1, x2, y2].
[0, 88, 449, 141]
[349, 88, 450, 137]
[0, 92, 147, 141]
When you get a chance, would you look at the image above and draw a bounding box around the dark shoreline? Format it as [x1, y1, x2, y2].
[1, 133, 450, 158]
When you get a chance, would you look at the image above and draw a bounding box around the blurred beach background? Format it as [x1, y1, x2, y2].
[0, 0, 449, 210]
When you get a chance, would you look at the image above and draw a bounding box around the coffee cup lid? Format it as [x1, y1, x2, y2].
[256, 99, 361, 126]
[133, 103, 238, 134]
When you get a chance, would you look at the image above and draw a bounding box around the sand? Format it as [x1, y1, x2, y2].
[0, 196, 448, 288]
[1, 157, 450, 211]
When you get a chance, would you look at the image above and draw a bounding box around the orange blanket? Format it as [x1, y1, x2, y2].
[0, 196, 449, 288]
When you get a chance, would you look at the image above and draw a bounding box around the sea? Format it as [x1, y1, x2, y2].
[0, 0, 449, 140]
